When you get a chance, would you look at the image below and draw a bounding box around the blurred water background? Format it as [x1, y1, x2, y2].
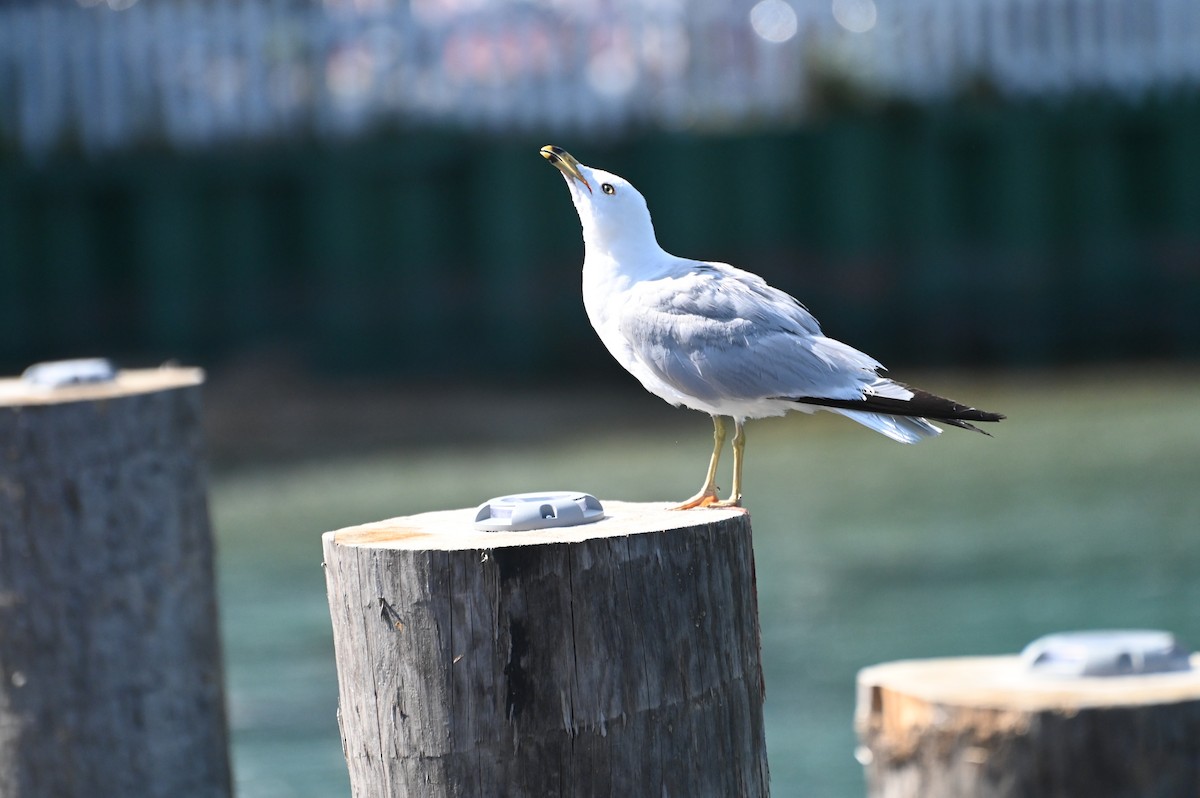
[3, 0, 1200, 795]
[210, 369, 1200, 797]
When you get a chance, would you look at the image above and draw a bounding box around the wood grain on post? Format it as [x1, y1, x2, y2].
[323, 501, 770, 798]
[0, 367, 231, 798]
[856, 656, 1200, 797]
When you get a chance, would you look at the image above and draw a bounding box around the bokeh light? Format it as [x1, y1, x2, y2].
[750, 0, 799, 44]
[831, 0, 877, 33]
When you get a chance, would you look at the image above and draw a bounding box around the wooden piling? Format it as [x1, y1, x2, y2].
[856, 655, 1200, 797]
[322, 501, 770, 798]
[0, 367, 231, 798]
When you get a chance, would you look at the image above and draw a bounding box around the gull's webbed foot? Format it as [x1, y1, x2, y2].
[669, 488, 721, 510]
[670, 489, 744, 511]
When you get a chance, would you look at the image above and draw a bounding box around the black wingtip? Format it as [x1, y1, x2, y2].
[942, 418, 996, 436]
[782, 385, 1005, 431]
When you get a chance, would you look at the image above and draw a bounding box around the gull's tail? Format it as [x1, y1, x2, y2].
[784, 382, 1006, 444]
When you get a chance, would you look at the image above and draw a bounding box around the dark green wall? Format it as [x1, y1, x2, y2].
[3, 96, 1199, 377]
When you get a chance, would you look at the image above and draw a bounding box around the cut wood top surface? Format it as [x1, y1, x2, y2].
[858, 655, 1200, 713]
[0, 367, 204, 407]
[328, 501, 746, 551]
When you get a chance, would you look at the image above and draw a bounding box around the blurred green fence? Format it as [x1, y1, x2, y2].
[2, 97, 1199, 376]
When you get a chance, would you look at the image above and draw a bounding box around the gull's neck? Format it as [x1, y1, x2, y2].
[579, 221, 668, 283]
[576, 207, 675, 346]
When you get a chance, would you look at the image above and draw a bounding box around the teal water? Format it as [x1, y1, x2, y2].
[213, 371, 1200, 797]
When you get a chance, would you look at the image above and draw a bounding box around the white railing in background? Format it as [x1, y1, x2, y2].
[1, 0, 1198, 155]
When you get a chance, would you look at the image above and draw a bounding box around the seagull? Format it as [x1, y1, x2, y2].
[541, 145, 1004, 510]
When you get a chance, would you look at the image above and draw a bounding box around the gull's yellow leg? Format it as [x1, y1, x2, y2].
[708, 420, 745, 508]
[670, 415, 726, 510]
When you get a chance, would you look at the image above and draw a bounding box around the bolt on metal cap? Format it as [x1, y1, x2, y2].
[23, 358, 117, 388]
[474, 491, 604, 532]
[1021, 629, 1192, 677]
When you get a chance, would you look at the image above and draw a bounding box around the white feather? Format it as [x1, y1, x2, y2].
[828, 408, 942, 444]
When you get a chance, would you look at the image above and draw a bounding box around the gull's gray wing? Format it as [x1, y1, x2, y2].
[617, 262, 882, 404]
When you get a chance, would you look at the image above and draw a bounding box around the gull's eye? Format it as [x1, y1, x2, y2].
[601, 183, 616, 195]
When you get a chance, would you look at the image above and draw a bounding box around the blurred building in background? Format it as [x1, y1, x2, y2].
[1, 0, 1198, 376]
[3, 0, 1200, 153]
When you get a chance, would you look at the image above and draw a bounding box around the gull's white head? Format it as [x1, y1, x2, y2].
[541, 145, 659, 257]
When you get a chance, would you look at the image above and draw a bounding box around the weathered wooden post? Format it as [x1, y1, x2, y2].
[0, 364, 231, 798]
[856, 639, 1200, 797]
[323, 500, 770, 797]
